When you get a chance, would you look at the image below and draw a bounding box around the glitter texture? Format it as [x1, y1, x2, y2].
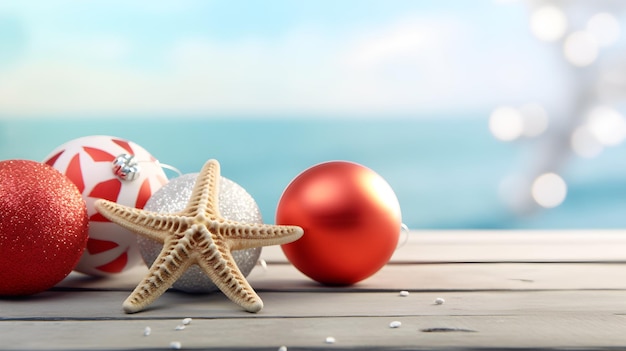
[95, 159, 303, 313]
[141, 173, 262, 293]
[0, 160, 89, 295]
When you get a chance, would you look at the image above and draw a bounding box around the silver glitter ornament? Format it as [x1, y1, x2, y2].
[140, 173, 262, 293]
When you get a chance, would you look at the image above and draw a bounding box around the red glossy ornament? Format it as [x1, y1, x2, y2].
[0, 160, 89, 295]
[276, 161, 401, 285]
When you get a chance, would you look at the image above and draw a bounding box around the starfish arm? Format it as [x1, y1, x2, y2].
[195, 226, 264, 313]
[183, 159, 221, 220]
[219, 221, 304, 251]
[95, 199, 187, 244]
[123, 230, 196, 313]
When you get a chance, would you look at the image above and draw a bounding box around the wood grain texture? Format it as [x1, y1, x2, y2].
[3, 291, 626, 350]
[3, 230, 626, 350]
[262, 230, 626, 263]
[57, 262, 626, 292]
[4, 314, 626, 350]
[2, 290, 626, 320]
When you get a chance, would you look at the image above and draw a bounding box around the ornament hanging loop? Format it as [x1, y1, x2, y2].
[396, 223, 410, 250]
[159, 162, 183, 178]
[112, 154, 140, 181]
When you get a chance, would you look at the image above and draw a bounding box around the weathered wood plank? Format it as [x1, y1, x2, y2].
[53, 229, 626, 292]
[4, 313, 626, 350]
[2, 291, 626, 320]
[5, 231, 626, 350]
[56, 262, 626, 292]
[262, 230, 626, 264]
[249, 262, 626, 292]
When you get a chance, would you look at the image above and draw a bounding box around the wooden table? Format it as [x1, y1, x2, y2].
[2, 230, 626, 350]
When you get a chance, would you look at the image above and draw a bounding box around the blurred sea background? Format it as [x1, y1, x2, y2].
[1, 1, 626, 230]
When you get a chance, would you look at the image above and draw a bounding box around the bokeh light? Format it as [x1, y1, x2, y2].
[1, 1, 625, 230]
[531, 173, 567, 208]
[570, 125, 604, 158]
[519, 103, 549, 137]
[587, 105, 626, 146]
[563, 31, 598, 67]
[587, 12, 621, 47]
[489, 106, 524, 141]
[490, 104, 549, 141]
[529, 5, 567, 42]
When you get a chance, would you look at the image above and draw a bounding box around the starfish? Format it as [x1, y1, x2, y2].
[94, 159, 303, 314]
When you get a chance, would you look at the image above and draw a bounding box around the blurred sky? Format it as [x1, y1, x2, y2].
[0, 0, 579, 118]
[2, 1, 626, 229]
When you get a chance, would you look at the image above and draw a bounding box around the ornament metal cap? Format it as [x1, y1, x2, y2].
[112, 154, 140, 181]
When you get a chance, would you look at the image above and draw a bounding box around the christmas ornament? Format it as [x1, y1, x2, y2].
[276, 161, 401, 285]
[141, 173, 262, 293]
[0, 160, 89, 295]
[95, 159, 303, 313]
[43, 135, 168, 276]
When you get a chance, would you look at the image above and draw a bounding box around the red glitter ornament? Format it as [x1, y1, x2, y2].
[0, 160, 89, 295]
[276, 161, 401, 285]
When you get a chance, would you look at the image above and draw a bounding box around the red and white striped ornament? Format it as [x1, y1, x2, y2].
[44, 135, 168, 276]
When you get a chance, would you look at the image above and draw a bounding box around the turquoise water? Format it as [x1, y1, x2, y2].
[1, 117, 625, 230]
